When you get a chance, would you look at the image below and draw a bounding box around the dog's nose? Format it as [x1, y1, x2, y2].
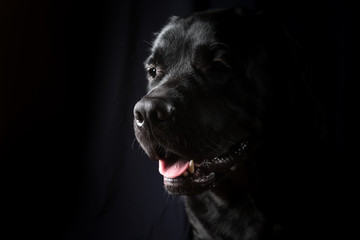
[133, 98, 175, 128]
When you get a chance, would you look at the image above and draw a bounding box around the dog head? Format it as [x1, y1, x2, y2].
[133, 8, 310, 194]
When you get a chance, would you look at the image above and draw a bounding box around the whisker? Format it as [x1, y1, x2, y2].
[143, 40, 153, 47]
[131, 138, 137, 150]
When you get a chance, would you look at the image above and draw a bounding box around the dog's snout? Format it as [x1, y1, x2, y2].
[133, 98, 175, 128]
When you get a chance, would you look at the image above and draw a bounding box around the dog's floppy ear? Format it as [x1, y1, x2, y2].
[244, 14, 324, 142]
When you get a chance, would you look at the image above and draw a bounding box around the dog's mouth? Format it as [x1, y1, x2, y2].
[156, 142, 248, 195]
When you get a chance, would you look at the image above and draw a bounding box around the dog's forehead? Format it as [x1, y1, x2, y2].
[155, 19, 214, 46]
[149, 19, 216, 62]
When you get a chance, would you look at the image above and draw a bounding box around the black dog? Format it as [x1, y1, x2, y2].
[134, 8, 323, 240]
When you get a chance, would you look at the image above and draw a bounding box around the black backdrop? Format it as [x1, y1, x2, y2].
[1, 0, 346, 239]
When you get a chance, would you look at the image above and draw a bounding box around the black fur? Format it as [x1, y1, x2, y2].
[134, 8, 323, 240]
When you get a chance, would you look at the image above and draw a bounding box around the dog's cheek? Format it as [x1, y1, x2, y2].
[195, 105, 233, 133]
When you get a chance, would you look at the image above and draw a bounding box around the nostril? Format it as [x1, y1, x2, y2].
[134, 100, 146, 128]
[134, 110, 145, 127]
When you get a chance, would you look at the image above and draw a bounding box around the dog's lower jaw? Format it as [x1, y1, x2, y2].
[182, 190, 265, 240]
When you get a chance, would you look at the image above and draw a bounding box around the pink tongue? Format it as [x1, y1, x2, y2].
[159, 158, 189, 178]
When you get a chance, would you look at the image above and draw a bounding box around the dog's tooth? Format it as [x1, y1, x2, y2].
[188, 160, 195, 174]
[183, 171, 189, 177]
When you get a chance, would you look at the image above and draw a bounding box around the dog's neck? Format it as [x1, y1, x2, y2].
[182, 190, 264, 240]
[182, 165, 266, 240]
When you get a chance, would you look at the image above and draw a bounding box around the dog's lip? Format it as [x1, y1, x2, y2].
[160, 141, 248, 194]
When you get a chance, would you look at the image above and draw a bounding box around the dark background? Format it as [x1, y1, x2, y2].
[1, 0, 346, 239]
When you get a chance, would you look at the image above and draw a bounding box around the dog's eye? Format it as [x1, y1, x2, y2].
[148, 67, 157, 78]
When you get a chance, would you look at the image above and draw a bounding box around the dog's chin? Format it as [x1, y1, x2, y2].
[158, 142, 248, 195]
